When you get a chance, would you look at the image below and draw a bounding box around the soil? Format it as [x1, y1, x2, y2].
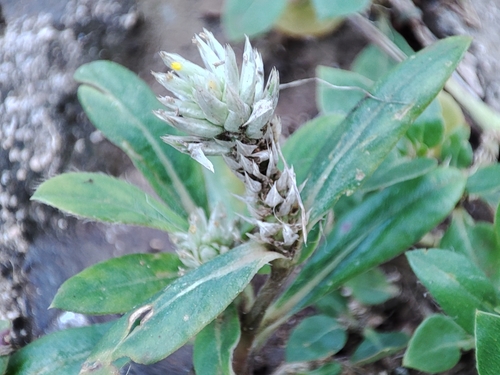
[0, 0, 499, 374]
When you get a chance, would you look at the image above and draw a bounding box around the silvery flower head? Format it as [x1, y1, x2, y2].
[152, 29, 279, 172]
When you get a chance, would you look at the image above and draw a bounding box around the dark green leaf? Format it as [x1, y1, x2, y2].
[266, 167, 465, 324]
[80, 243, 281, 373]
[222, 0, 287, 40]
[32, 173, 187, 232]
[282, 115, 343, 186]
[403, 314, 473, 374]
[350, 330, 409, 365]
[194, 304, 240, 375]
[52, 253, 183, 315]
[406, 249, 499, 333]
[285, 315, 346, 362]
[7, 322, 113, 375]
[312, 0, 370, 20]
[75, 61, 207, 217]
[316, 66, 373, 116]
[302, 36, 471, 224]
[476, 311, 500, 375]
[441, 208, 500, 285]
[344, 268, 398, 306]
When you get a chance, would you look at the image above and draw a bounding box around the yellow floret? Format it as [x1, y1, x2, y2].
[171, 61, 182, 71]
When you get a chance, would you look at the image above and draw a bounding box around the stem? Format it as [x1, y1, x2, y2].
[233, 257, 293, 374]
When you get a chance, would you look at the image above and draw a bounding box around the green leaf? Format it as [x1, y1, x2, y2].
[441, 208, 500, 285]
[467, 164, 500, 208]
[352, 45, 396, 82]
[406, 249, 499, 333]
[476, 311, 500, 375]
[51, 253, 183, 315]
[0, 320, 10, 374]
[350, 329, 409, 365]
[32, 172, 187, 232]
[266, 167, 465, 324]
[312, 0, 370, 19]
[360, 156, 437, 193]
[282, 115, 343, 186]
[316, 66, 373, 116]
[6, 322, 113, 375]
[222, 0, 287, 40]
[302, 36, 471, 224]
[406, 98, 445, 150]
[193, 304, 240, 375]
[285, 315, 346, 362]
[403, 314, 473, 374]
[80, 242, 282, 373]
[203, 157, 245, 221]
[344, 268, 399, 306]
[440, 126, 473, 168]
[313, 291, 348, 318]
[75, 61, 206, 217]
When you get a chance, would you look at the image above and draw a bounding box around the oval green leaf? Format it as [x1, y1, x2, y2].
[351, 330, 409, 365]
[32, 172, 188, 232]
[7, 322, 113, 375]
[302, 36, 471, 224]
[476, 311, 500, 375]
[80, 242, 282, 373]
[403, 314, 473, 374]
[312, 0, 370, 20]
[285, 315, 346, 362]
[222, 0, 287, 40]
[406, 249, 499, 333]
[51, 253, 183, 315]
[75, 61, 206, 217]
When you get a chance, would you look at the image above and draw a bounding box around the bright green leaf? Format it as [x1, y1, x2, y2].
[312, 0, 370, 20]
[406, 249, 499, 333]
[316, 66, 373, 116]
[51, 253, 183, 315]
[344, 268, 399, 306]
[222, 0, 287, 40]
[194, 304, 240, 375]
[285, 315, 346, 362]
[476, 311, 500, 375]
[441, 208, 500, 285]
[32, 173, 187, 232]
[351, 45, 396, 82]
[75, 61, 206, 217]
[80, 242, 282, 373]
[7, 322, 113, 375]
[351, 329, 409, 365]
[403, 314, 473, 374]
[406, 98, 445, 151]
[266, 167, 465, 325]
[302, 36, 471, 224]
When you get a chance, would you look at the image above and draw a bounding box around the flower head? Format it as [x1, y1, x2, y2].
[153, 29, 279, 171]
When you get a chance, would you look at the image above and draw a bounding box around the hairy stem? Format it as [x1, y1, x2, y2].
[233, 257, 293, 374]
